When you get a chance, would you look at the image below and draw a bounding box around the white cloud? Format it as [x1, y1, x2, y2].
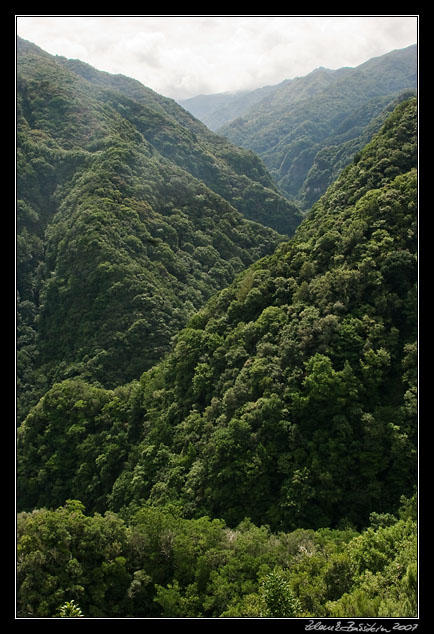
[16, 15, 418, 99]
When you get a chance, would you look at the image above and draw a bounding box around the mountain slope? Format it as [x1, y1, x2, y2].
[214, 45, 417, 208]
[55, 52, 302, 235]
[18, 98, 417, 533]
[17, 37, 299, 420]
[178, 80, 290, 131]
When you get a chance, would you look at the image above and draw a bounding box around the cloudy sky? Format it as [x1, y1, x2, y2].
[16, 15, 418, 100]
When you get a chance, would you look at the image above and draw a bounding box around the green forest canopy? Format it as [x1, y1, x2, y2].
[18, 98, 417, 532]
[16, 37, 301, 422]
[16, 38, 418, 619]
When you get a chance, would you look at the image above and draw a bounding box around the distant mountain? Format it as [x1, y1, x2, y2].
[16, 37, 301, 420]
[181, 45, 417, 209]
[178, 80, 290, 131]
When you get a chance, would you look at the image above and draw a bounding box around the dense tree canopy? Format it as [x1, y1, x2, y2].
[16, 495, 416, 618]
[18, 98, 417, 535]
[16, 37, 300, 422]
[16, 37, 418, 619]
[217, 45, 416, 208]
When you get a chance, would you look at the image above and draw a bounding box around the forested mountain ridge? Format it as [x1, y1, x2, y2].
[16, 37, 301, 422]
[18, 97, 417, 527]
[187, 45, 417, 209]
[52, 42, 303, 236]
[17, 92, 417, 619]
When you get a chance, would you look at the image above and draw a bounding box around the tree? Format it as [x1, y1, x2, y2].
[17, 501, 132, 618]
[260, 568, 301, 617]
[58, 600, 84, 617]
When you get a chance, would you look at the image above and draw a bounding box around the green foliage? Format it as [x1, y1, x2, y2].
[16, 500, 132, 617]
[58, 599, 84, 617]
[17, 378, 144, 513]
[260, 568, 302, 617]
[326, 516, 417, 617]
[16, 497, 416, 618]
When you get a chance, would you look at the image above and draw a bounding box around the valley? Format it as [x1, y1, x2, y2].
[16, 37, 418, 620]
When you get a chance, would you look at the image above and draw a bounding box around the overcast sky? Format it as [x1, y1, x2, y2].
[16, 15, 418, 100]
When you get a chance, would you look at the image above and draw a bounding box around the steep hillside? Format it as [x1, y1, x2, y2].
[18, 98, 417, 534]
[55, 52, 302, 235]
[17, 38, 300, 420]
[215, 45, 417, 208]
